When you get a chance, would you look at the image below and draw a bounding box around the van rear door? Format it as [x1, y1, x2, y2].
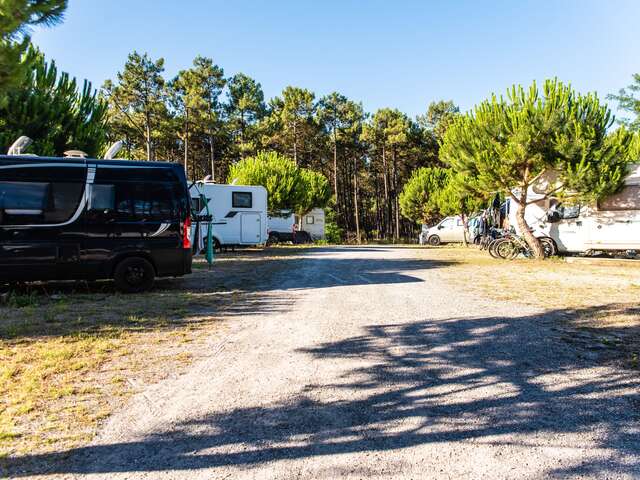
[84, 164, 187, 278]
[0, 158, 87, 281]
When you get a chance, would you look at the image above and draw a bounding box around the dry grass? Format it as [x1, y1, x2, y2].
[419, 246, 640, 366]
[421, 246, 639, 311]
[0, 248, 297, 459]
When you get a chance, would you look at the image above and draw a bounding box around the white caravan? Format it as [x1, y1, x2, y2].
[509, 164, 640, 253]
[300, 208, 326, 240]
[189, 182, 268, 248]
[267, 208, 326, 242]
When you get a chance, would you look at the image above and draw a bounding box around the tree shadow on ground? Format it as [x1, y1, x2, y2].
[0, 251, 449, 340]
[5, 304, 639, 478]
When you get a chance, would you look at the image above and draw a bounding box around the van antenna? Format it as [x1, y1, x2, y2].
[230, 178, 238, 185]
[104, 140, 124, 160]
[7, 136, 33, 155]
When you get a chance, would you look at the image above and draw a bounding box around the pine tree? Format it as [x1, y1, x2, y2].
[441, 79, 633, 257]
[102, 52, 167, 160]
[225, 73, 266, 159]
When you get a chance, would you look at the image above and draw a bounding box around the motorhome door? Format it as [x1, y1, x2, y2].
[241, 213, 262, 243]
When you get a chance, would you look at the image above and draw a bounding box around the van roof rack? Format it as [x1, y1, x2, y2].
[64, 150, 88, 158]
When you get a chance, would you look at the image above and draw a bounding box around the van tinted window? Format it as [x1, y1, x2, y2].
[0, 181, 84, 225]
[88, 182, 179, 221]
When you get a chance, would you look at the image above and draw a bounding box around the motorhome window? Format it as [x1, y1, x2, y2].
[232, 192, 252, 208]
[191, 197, 202, 213]
[89, 184, 116, 211]
[597, 186, 640, 211]
[306, 216, 314, 224]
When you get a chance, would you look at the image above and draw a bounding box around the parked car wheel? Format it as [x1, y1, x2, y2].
[428, 235, 441, 246]
[113, 257, 155, 293]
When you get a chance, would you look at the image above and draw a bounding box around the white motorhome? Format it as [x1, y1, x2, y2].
[189, 182, 268, 248]
[509, 164, 640, 254]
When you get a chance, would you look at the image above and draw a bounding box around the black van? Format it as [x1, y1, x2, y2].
[0, 155, 192, 292]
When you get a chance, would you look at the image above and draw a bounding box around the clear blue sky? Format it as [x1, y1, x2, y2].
[31, 0, 639, 119]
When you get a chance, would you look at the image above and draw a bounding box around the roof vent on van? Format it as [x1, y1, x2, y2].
[7, 136, 34, 155]
[104, 140, 124, 160]
[64, 150, 88, 158]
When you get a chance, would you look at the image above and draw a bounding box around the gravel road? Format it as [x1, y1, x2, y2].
[15, 246, 640, 479]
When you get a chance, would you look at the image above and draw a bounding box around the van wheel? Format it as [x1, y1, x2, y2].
[268, 232, 280, 245]
[428, 235, 441, 246]
[114, 257, 155, 293]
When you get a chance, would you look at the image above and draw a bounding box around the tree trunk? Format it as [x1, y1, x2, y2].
[353, 157, 361, 244]
[293, 120, 298, 166]
[240, 110, 246, 159]
[145, 114, 152, 161]
[184, 108, 189, 177]
[381, 144, 389, 238]
[209, 134, 216, 181]
[392, 149, 400, 241]
[461, 214, 469, 247]
[333, 126, 338, 201]
[514, 193, 544, 258]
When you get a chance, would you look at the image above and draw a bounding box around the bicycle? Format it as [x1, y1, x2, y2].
[492, 233, 556, 259]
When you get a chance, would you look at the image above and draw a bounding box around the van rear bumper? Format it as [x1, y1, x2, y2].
[152, 249, 192, 278]
[183, 249, 193, 275]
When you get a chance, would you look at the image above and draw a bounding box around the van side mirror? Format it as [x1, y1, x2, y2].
[547, 211, 561, 223]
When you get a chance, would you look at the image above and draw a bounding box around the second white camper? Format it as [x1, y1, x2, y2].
[190, 182, 268, 248]
[509, 164, 640, 254]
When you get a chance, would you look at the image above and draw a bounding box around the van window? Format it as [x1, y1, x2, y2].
[0, 181, 84, 225]
[440, 218, 454, 228]
[89, 184, 115, 211]
[88, 182, 179, 222]
[456, 218, 463, 226]
[232, 192, 252, 208]
[558, 204, 580, 219]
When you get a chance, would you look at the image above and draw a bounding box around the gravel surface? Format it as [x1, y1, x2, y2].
[11, 246, 640, 479]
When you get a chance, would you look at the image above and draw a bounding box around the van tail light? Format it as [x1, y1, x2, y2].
[182, 215, 192, 249]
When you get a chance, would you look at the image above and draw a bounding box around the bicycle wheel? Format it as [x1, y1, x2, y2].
[540, 237, 557, 257]
[487, 238, 499, 257]
[489, 238, 507, 258]
[495, 238, 521, 260]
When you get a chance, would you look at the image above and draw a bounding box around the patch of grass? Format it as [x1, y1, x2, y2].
[1, 248, 290, 459]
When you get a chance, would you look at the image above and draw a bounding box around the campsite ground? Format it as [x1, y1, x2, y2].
[2, 245, 639, 478]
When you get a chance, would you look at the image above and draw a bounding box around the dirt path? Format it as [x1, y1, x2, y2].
[15, 247, 640, 479]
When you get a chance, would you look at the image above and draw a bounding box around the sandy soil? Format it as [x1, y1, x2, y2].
[7, 246, 640, 479]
